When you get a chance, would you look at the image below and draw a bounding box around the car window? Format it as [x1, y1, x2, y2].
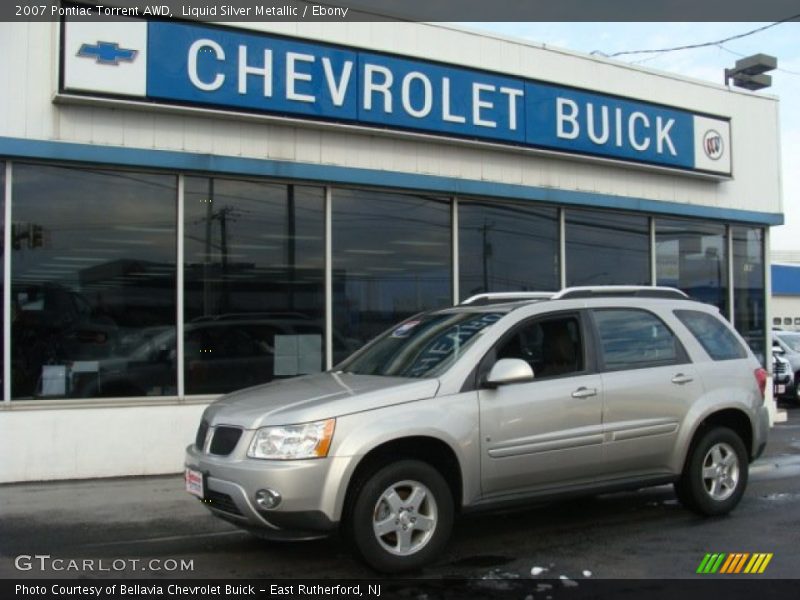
[675, 309, 747, 361]
[775, 333, 800, 352]
[593, 309, 683, 371]
[494, 315, 584, 379]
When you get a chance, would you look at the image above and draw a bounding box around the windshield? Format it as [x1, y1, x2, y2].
[337, 312, 504, 378]
[777, 333, 800, 352]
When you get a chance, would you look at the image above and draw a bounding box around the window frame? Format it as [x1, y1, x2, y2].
[10, 161, 180, 401]
[456, 197, 560, 300]
[565, 207, 651, 287]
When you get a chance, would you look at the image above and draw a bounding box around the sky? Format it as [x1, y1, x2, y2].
[465, 22, 800, 253]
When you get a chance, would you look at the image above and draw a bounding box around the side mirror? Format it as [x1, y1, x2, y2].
[484, 358, 534, 388]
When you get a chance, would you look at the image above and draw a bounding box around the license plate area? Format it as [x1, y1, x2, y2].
[775, 384, 786, 395]
[185, 467, 204, 499]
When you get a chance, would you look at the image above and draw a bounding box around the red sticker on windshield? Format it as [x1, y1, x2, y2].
[392, 320, 420, 338]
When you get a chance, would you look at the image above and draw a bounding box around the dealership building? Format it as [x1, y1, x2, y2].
[0, 18, 784, 482]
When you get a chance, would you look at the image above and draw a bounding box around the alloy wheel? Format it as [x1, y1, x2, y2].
[372, 480, 438, 556]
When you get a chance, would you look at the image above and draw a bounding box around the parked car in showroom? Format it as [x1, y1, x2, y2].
[54, 315, 358, 398]
[186, 286, 769, 572]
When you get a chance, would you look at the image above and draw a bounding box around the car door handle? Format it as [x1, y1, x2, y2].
[671, 374, 694, 385]
[571, 387, 597, 399]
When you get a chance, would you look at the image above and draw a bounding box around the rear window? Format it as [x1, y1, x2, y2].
[674, 310, 747, 361]
[776, 332, 800, 352]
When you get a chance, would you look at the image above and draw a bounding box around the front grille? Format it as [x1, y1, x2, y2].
[775, 361, 787, 374]
[205, 490, 242, 516]
[195, 420, 209, 449]
[209, 426, 243, 456]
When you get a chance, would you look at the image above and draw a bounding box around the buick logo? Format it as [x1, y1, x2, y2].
[703, 130, 724, 161]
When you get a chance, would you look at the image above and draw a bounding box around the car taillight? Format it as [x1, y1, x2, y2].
[754, 367, 767, 399]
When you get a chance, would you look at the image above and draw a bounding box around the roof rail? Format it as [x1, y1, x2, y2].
[460, 291, 556, 306]
[552, 286, 689, 300]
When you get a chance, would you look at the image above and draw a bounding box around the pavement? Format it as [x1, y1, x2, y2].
[1, 403, 799, 582]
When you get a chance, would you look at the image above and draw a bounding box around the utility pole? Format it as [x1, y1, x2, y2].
[482, 220, 494, 293]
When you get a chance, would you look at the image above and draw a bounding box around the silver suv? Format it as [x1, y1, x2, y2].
[185, 286, 769, 572]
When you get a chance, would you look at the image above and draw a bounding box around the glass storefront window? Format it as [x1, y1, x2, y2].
[655, 219, 728, 314]
[733, 226, 765, 364]
[332, 189, 451, 360]
[565, 209, 650, 286]
[11, 164, 177, 400]
[184, 178, 325, 395]
[458, 199, 559, 300]
[4, 160, 771, 397]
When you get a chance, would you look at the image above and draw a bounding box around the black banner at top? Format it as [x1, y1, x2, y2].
[4, 0, 800, 22]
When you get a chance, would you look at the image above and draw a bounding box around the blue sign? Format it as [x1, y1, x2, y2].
[355, 52, 526, 144]
[141, 22, 721, 173]
[148, 23, 358, 119]
[525, 82, 694, 169]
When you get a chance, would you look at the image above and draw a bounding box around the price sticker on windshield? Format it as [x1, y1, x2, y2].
[392, 320, 420, 338]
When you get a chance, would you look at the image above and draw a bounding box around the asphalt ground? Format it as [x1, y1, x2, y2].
[1, 405, 799, 583]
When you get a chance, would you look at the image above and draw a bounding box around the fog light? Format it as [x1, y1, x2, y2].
[255, 488, 281, 509]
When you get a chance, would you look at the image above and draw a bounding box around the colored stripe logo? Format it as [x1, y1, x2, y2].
[696, 553, 773, 574]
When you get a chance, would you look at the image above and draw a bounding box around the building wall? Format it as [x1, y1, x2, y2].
[0, 21, 783, 217]
[770, 264, 800, 330]
[0, 20, 783, 482]
[0, 403, 206, 482]
[772, 297, 800, 331]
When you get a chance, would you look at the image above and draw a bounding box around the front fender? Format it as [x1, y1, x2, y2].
[320, 391, 481, 522]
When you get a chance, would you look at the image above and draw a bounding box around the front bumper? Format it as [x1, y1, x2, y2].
[773, 377, 795, 399]
[185, 444, 340, 540]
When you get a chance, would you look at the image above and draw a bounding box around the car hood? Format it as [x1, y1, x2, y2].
[203, 372, 440, 429]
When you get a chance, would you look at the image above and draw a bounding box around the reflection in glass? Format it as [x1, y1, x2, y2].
[565, 209, 650, 286]
[733, 226, 765, 364]
[593, 309, 680, 370]
[339, 312, 503, 378]
[656, 219, 728, 314]
[11, 164, 177, 399]
[332, 189, 451, 357]
[458, 200, 559, 300]
[183, 178, 325, 394]
[675, 310, 747, 361]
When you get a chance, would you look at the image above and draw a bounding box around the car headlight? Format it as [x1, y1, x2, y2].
[247, 419, 335, 460]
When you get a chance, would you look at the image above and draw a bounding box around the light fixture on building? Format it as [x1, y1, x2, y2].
[724, 54, 777, 91]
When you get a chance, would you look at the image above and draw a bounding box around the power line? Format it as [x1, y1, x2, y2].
[591, 15, 800, 59]
[628, 43, 800, 75]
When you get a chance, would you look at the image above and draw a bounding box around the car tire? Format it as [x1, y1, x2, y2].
[674, 427, 748, 516]
[348, 460, 453, 573]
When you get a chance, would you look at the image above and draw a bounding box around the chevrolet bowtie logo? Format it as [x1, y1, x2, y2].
[77, 41, 138, 65]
